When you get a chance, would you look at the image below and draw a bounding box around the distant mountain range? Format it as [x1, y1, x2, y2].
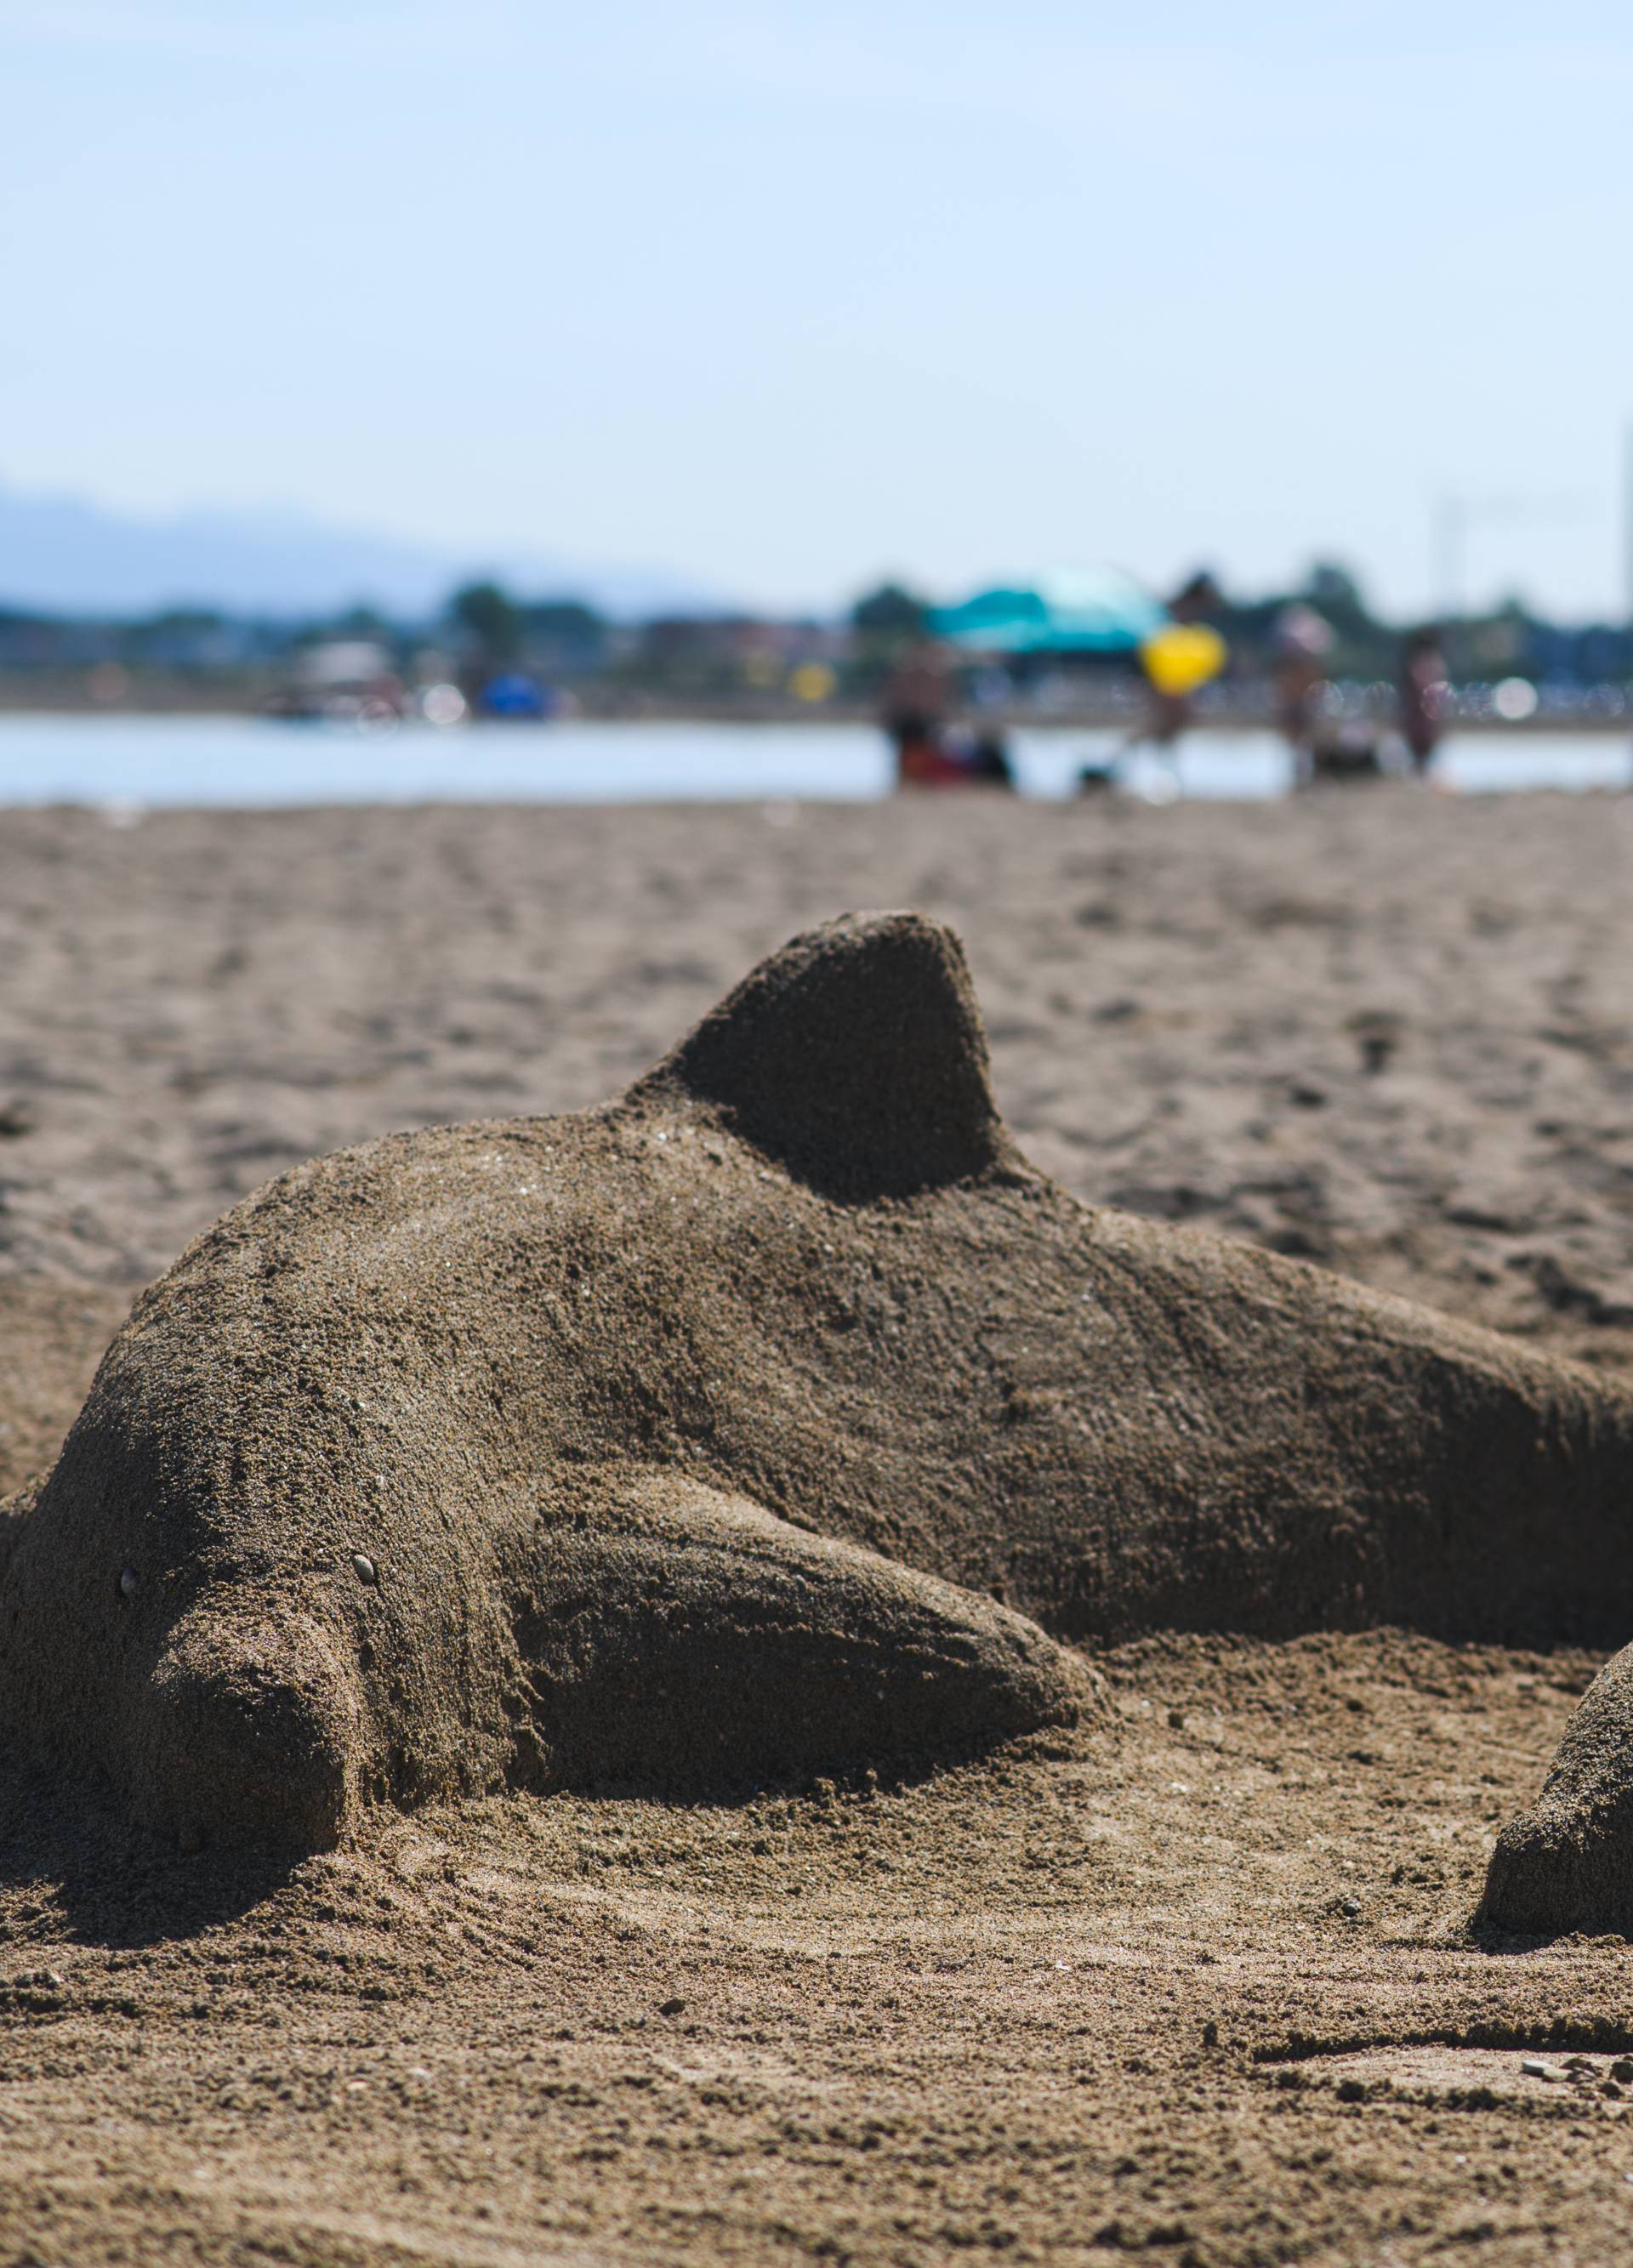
[0, 482, 727, 622]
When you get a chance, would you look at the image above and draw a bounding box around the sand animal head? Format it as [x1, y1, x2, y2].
[3, 909, 1632, 1889]
[0, 1407, 376, 1848]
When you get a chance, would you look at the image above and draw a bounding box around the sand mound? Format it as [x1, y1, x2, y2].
[4, 910, 1632, 1856]
[1482, 1646, 1633, 1933]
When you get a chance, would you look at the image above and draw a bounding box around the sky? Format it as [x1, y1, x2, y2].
[3, 0, 1632, 619]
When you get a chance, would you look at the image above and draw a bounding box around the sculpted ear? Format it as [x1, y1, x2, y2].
[505, 1477, 1092, 1793]
[631, 911, 1016, 1199]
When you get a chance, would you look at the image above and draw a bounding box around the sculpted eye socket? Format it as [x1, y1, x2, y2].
[117, 1566, 139, 1600]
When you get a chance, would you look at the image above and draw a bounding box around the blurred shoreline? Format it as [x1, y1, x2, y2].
[1, 679, 1626, 732]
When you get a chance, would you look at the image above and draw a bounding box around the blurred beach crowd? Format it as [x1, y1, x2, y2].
[3, 562, 1631, 747]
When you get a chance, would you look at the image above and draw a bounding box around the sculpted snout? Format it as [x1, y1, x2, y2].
[128, 1606, 365, 1850]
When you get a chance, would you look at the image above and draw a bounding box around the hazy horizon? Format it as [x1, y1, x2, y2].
[6, 2, 1632, 620]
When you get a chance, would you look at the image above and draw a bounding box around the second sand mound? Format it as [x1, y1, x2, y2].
[1483, 1645, 1633, 1934]
[3, 911, 1631, 1858]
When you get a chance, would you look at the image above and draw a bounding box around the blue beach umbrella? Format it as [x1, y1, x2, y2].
[930, 567, 1165, 654]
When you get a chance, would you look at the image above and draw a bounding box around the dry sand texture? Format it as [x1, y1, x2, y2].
[2, 793, 1630, 1365]
[0, 787, 1631, 2264]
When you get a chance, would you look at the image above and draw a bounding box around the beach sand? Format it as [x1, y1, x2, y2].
[1, 787, 1631, 2263]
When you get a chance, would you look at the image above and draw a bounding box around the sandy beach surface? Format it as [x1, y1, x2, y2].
[2, 787, 1632, 2265]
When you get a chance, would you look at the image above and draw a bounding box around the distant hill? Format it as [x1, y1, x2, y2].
[0, 482, 725, 622]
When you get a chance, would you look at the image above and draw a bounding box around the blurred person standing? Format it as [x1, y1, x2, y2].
[1398, 626, 1448, 773]
[1271, 602, 1334, 770]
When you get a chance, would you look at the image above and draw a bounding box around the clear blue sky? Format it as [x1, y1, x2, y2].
[4, 0, 1632, 617]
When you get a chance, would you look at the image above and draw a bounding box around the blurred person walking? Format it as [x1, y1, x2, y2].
[1398, 627, 1448, 774]
[1136, 571, 1225, 747]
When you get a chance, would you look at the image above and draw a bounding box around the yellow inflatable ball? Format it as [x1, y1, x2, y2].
[1139, 623, 1227, 698]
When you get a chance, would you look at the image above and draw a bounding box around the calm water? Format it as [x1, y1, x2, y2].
[0, 713, 1629, 808]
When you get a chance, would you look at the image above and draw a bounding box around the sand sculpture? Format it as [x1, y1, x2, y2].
[2, 912, 1631, 1905]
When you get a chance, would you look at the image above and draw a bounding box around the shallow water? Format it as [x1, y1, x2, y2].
[0, 712, 1627, 807]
